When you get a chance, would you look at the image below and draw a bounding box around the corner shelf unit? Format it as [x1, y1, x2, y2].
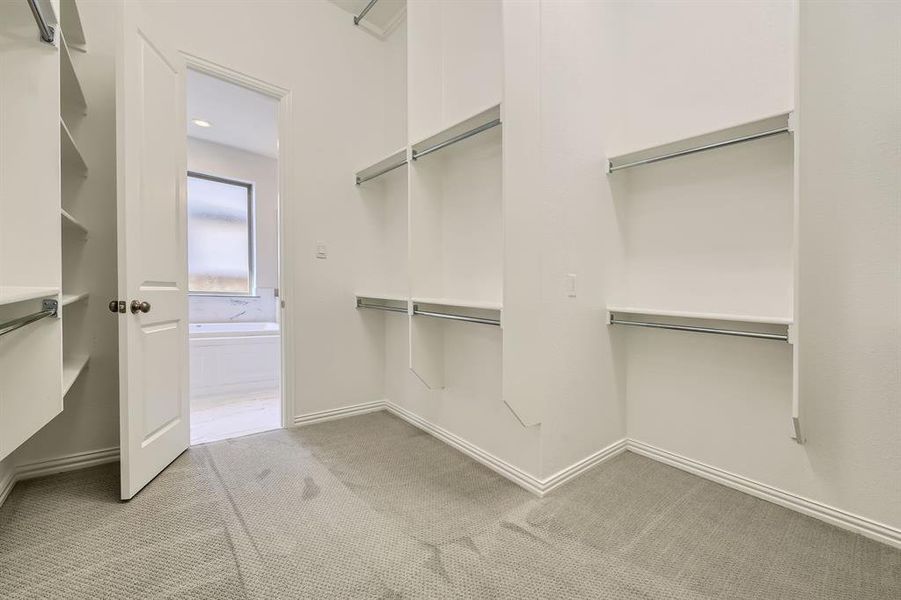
[606, 112, 793, 173]
[59, 0, 92, 408]
[60, 119, 88, 176]
[61, 208, 88, 237]
[62, 354, 89, 396]
[59, 0, 87, 50]
[60, 33, 86, 116]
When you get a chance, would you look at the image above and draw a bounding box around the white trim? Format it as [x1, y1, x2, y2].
[0, 447, 120, 510]
[384, 401, 547, 494]
[181, 52, 295, 432]
[15, 447, 119, 481]
[1, 406, 897, 551]
[626, 439, 901, 549]
[0, 466, 15, 508]
[293, 400, 386, 427]
[540, 438, 629, 494]
[384, 401, 628, 496]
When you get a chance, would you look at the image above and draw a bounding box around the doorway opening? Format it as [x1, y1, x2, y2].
[185, 68, 282, 445]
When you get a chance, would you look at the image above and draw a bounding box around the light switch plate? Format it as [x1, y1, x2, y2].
[566, 273, 577, 297]
[316, 243, 328, 259]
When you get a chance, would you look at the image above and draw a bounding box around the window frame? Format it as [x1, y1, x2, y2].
[186, 171, 257, 297]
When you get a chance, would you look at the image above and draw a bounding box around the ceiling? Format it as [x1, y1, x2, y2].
[186, 69, 279, 158]
[328, 0, 406, 34]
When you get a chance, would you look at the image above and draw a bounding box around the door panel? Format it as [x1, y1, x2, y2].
[116, 0, 188, 500]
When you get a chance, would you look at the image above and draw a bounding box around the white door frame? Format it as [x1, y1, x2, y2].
[181, 53, 295, 430]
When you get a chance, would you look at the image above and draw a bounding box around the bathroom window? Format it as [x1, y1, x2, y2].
[187, 172, 255, 295]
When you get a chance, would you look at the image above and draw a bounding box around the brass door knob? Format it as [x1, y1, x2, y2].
[130, 300, 151, 314]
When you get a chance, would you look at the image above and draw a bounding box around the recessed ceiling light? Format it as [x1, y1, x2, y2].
[192, 118, 212, 128]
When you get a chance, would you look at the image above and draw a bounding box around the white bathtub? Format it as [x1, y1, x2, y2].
[189, 322, 280, 399]
[189, 321, 280, 338]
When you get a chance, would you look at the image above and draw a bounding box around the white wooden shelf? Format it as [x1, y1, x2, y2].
[356, 292, 408, 303]
[61, 292, 89, 307]
[412, 298, 501, 327]
[606, 306, 791, 343]
[62, 354, 90, 396]
[355, 294, 407, 314]
[355, 147, 407, 185]
[351, 0, 406, 39]
[60, 0, 87, 50]
[606, 305, 792, 326]
[60, 33, 87, 116]
[61, 209, 88, 236]
[606, 111, 793, 173]
[60, 120, 88, 176]
[411, 104, 502, 160]
[412, 297, 502, 311]
[0, 286, 60, 307]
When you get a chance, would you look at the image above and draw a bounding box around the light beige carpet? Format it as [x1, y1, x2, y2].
[1, 411, 899, 599]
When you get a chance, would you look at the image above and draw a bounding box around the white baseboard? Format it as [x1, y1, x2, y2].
[293, 400, 386, 427]
[14, 447, 120, 481]
[384, 401, 549, 495]
[626, 439, 901, 550]
[0, 465, 15, 508]
[1, 405, 897, 551]
[0, 447, 120, 510]
[383, 402, 901, 548]
[383, 401, 627, 496]
[541, 438, 629, 494]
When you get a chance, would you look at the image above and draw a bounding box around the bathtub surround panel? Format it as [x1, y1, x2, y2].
[189, 287, 278, 324]
[189, 323, 280, 399]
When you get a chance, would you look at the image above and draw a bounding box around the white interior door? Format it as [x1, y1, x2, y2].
[115, 0, 188, 500]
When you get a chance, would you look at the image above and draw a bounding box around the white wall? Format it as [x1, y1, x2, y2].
[795, 0, 901, 530]
[608, 0, 802, 500]
[604, 0, 901, 535]
[187, 137, 279, 324]
[139, 0, 400, 421]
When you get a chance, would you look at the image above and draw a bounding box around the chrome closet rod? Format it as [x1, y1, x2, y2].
[609, 315, 788, 342]
[26, 0, 55, 43]
[357, 301, 407, 314]
[0, 299, 58, 339]
[412, 119, 502, 160]
[356, 158, 408, 185]
[353, 0, 379, 26]
[608, 126, 789, 172]
[413, 306, 500, 327]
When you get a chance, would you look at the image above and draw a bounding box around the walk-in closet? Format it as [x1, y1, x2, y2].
[0, 1, 898, 598]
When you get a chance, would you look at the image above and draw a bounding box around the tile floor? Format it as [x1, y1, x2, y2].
[190, 390, 281, 445]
